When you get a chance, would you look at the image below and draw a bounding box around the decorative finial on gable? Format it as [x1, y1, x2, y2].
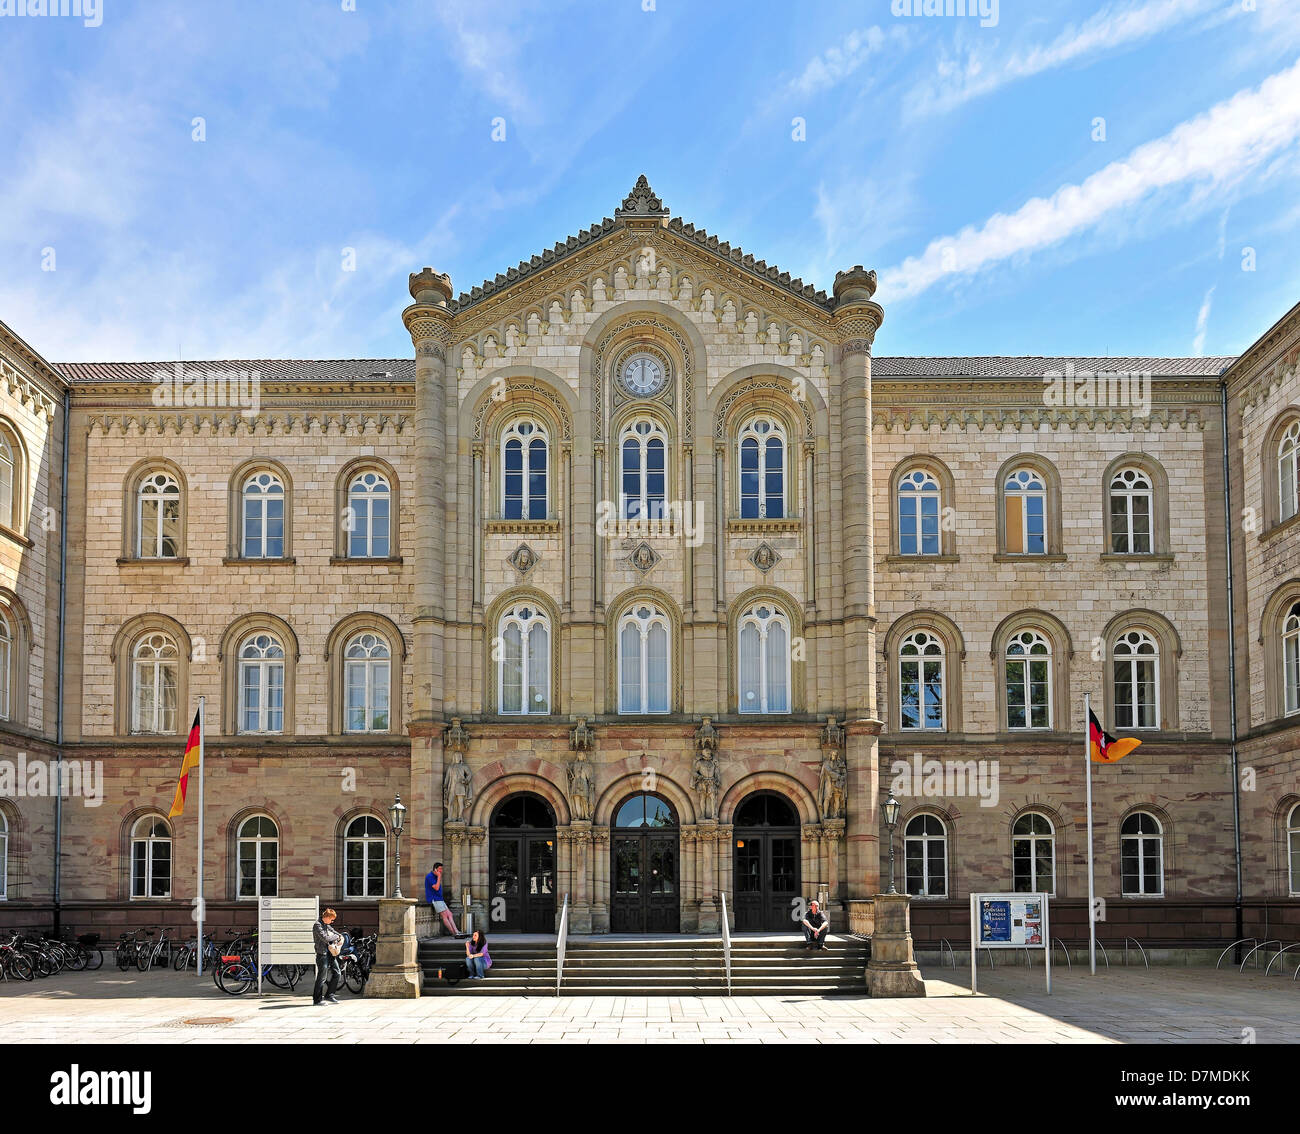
[615, 174, 669, 218]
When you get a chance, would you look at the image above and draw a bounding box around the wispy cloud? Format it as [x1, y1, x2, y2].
[788, 26, 889, 96]
[1192, 285, 1214, 355]
[880, 58, 1300, 301]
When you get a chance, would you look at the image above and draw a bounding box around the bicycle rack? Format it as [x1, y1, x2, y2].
[1052, 938, 1073, 969]
[1263, 942, 1300, 977]
[1123, 937, 1149, 969]
[937, 938, 958, 968]
[1216, 938, 1257, 970]
[1239, 939, 1281, 973]
[979, 946, 995, 969]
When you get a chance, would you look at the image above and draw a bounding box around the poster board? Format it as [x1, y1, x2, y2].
[257, 896, 320, 995]
[969, 892, 1051, 994]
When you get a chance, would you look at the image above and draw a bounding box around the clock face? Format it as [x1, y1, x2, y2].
[622, 353, 665, 397]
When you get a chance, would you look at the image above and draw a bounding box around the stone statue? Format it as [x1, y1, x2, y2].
[820, 747, 847, 821]
[692, 747, 721, 821]
[443, 749, 473, 823]
[567, 750, 595, 822]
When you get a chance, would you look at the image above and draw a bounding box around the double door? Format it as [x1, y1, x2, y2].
[733, 828, 800, 931]
[611, 832, 680, 933]
[489, 832, 556, 933]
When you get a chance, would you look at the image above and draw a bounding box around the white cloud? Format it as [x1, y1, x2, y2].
[789, 26, 888, 97]
[879, 58, 1300, 301]
[1192, 285, 1214, 355]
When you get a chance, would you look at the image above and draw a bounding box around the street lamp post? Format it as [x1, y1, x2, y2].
[388, 795, 407, 899]
[879, 793, 900, 895]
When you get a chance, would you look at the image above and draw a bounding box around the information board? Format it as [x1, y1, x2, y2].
[257, 896, 320, 995]
[969, 892, 1051, 994]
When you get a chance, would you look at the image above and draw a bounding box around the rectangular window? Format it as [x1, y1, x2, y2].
[901, 660, 944, 729]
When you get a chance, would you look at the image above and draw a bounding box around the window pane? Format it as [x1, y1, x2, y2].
[620, 623, 641, 712]
[501, 625, 522, 713]
[647, 624, 669, 713]
[765, 622, 788, 712]
[738, 623, 760, 712]
[527, 624, 549, 713]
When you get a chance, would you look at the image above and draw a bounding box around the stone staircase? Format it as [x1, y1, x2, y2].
[418, 935, 869, 996]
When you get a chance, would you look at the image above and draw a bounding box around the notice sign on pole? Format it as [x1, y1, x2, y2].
[257, 896, 320, 995]
[969, 892, 1051, 995]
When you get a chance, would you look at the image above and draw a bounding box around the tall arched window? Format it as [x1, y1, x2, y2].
[1012, 812, 1055, 894]
[137, 471, 181, 558]
[239, 633, 285, 734]
[620, 418, 667, 520]
[0, 810, 8, 901]
[1289, 803, 1300, 897]
[618, 604, 670, 714]
[1284, 601, 1300, 717]
[0, 431, 13, 531]
[1109, 467, 1153, 554]
[130, 815, 172, 899]
[1279, 419, 1300, 523]
[242, 470, 285, 558]
[344, 632, 391, 733]
[903, 814, 947, 897]
[237, 815, 279, 899]
[738, 416, 785, 519]
[898, 469, 941, 556]
[1121, 812, 1163, 896]
[737, 603, 790, 714]
[347, 470, 391, 558]
[1003, 467, 1047, 554]
[502, 418, 548, 520]
[1113, 629, 1159, 730]
[498, 603, 550, 715]
[1005, 629, 1051, 730]
[131, 632, 179, 734]
[344, 815, 387, 898]
[0, 611, 10, 722]
[899, 630, 945, 730]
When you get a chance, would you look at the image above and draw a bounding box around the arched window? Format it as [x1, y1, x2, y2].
[1005, 629, 1051, 730]
[1109, 467, 1153, 554]
[618, 603, 670, 714]
[237, 815, 279, 899]
[347, 470, 391, 558]
[137, 471, 181, 558]
[1012, 812, 1055, 894]
[344, 633, 391, 733]
[498, 603, 550, 715]
[0, 431, 13, 530]
[130, 815, 172, 899]
[502, 418, 548, 520]
[239, 633, 285, 734]
[898, 469, 941, 556]
[1003, 467, 1047, 554]
[0, 611, 10, 722]
[1121, 812, 1163, 896]
[491, 793, 557, 829]
[899, 630, 945, 730]
[1113, 629, 1159, 730]
[242, 470, 285, 558]
[1289, 803, 1300, 897]
[613, 792, 678, 828]
[903, 814, 947, 897]
[738, 416, 785, 519]
[620, 418, 667, 520]
[0, 810, 8, 901]
[1279, 419, 1300, 524]
[344, 815, 387, 898]
[737, 603, 790, 714]
[131, 632, 179, 734]
[1284, 601, 1300, 717]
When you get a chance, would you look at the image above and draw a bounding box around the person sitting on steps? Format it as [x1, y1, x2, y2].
[801, 900, 830, 951]
[465, 929, 491, 980]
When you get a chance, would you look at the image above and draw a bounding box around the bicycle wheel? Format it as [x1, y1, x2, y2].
[115, 944, 133, 971]
[173, 945, 191, 971]
[68, 947, 88, 973]
[215, 960, 254, 996]
[342, 959, 364, 994]
[285, 964, 307, 991]
[264, 965, 290, 989]
[83, 948, 104, 972]
[8, 953, 34, 981]
[135, 946, 152, 973]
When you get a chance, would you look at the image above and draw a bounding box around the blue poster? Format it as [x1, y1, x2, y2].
[980, 900, 1011, 943]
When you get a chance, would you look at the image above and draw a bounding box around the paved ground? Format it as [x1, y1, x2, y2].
[1, 966, 1296, 1043]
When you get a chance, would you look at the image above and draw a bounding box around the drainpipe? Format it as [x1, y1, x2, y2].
[1219, 380, 1243, 950]
[53, 387, 69, 935]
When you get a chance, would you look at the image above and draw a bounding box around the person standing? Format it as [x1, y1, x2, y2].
[424, 861, 462, 937]
[312, 907, 344, 1005]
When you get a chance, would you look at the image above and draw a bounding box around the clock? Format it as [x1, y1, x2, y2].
[621, 352, 666, 397]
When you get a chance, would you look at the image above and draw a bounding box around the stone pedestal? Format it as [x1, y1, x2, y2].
[865, 892, 926, 997]
[364, 897, 421, 998]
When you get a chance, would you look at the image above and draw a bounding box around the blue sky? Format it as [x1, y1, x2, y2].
[2, 0, 1299, 362]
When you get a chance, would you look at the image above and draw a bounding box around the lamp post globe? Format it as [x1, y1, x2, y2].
[879, 794, 901, 895]
[388, 795, 407, 898]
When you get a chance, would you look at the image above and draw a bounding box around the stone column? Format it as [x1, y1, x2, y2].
[468, 826, 488, 934]
[717, 823, 734, 931]
[681, 825, 699, 931]
[866, 893, 926, 997]
[592, 827, 610, 932]
[571, 820, 593, 933]
[697, 819, 718, 931]
[445, 820, 467, 931]
[823, 818, 845, 911]
[365, 897, 421, 998]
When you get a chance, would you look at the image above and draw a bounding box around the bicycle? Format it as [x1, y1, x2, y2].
[135, 926, 175, 972]
[173, 933, 219, 972]
[0, 935, 35, 981]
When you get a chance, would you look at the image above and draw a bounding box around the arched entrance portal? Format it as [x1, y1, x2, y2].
[489, 793, 557, 933]
[611, 792, 680, 933]
[733, 791, 801, 931]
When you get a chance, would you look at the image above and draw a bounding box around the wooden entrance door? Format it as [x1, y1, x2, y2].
[732, 792, 801, 931]
[488, 793, 557, 933]
[609, 792, 680, 933]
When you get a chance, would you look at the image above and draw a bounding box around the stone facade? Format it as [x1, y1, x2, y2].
[0, 180, 1295, 950]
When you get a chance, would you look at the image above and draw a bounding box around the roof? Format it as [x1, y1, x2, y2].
[57, 359, 415, 384]
[871, 356, 1235, 378]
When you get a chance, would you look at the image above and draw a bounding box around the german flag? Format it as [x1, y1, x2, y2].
[1089, 706, 1141, 764]
[168, 709, 202, 818]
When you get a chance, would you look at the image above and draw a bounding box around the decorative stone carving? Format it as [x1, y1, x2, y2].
[820, 747, 847, 821]
[567, 749, 595, 823]
[444, 717, 470, 753]
[569, 716, 595, 751]
[615, 174, 669, 218]
[749, 542, 780, 573]
[443, 749, 473, 824]
[628, 542, 660, 575]
[692, 745, 721, 821]
[509, 543, 539, 576]
[695, 715, 719, 754]
[821, 715, 846, 751]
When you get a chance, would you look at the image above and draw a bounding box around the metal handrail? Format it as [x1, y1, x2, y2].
[720, 893, 732, 996]
[555, 892, 569, 997]
[1239, 939, 1280, 973]
[1052, 938, 1073, 970]
[1124, 937, 1149, 969]
[1263, 942, 1300, 976]
[1216, 938, 1257, 969]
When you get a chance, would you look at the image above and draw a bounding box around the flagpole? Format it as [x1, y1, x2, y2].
[1084, 692, 1096, 975]
[195, 697, 205, 977]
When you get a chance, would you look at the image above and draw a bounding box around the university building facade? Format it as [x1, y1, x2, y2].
[0, 178, 1297, 950]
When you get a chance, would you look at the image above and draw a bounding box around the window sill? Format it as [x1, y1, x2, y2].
[223, 556, 297, 566]
[884, 554, 959, 567]
[1259, 509, 1300, 543]
[727, 517, 801, 534]
[0, 523, 33, 549]
[992, 553, 1066, 563]
[1100, 552, 1174, 564]
[117, 557, 190, 567]
[485, 519, 561, 534]
[328, 556, 404, 566]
